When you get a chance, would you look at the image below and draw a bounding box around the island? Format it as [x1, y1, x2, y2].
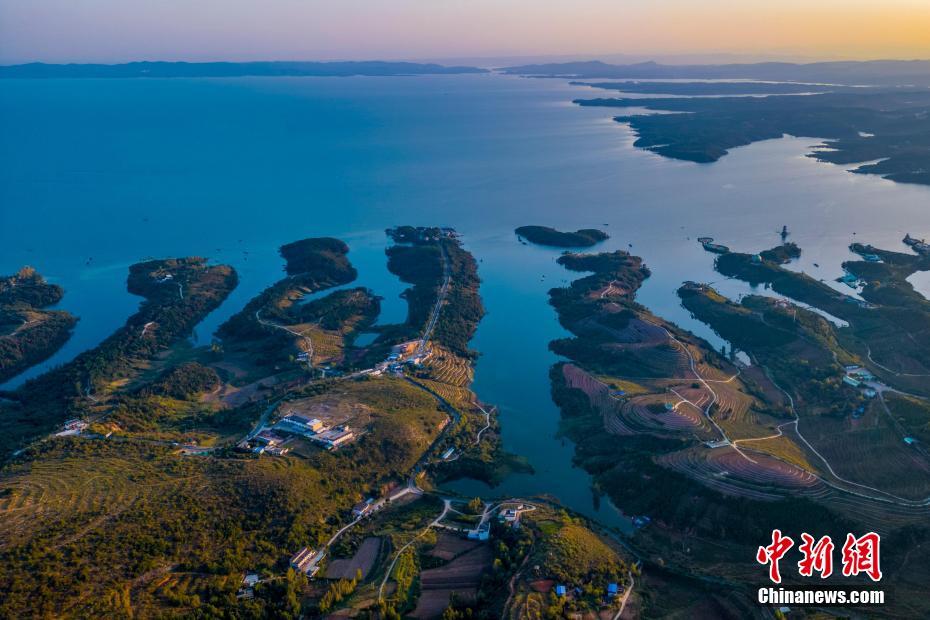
[503, 58, 930, 87]
[515, 225, 609, 248]
[0, 257, 237, 455]
[572, 80, 848, 96]
[0, 267, 77, 384]
[539, 238, 930, 617]
[570, 88, 930, 186]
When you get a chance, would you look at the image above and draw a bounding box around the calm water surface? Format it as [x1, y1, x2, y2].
[4, 73, 930, 530]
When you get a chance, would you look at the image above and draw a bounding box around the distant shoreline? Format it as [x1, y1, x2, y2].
[0, 60, 488, 79]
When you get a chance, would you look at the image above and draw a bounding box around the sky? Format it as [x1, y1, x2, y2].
[2, 0, 930, 65]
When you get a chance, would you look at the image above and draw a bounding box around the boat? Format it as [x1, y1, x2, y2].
[699, 237, 730, 254]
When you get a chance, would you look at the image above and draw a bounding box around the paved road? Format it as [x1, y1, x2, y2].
[254, 308, 314, 370]
[765, 368, 930, 507]
[613, 571, 634, 619]
[243, 398, 282, 442]
[644, 319, 752, 461]
[416, 241, 451, 358]
[378, 498, 452, 601]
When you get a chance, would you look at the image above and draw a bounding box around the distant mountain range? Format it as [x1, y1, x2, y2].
[0, 60, 487, 79]
[502, 59, 930, 86]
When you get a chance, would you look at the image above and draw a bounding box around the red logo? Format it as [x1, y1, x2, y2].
[756, 529, 794, 584]
[798, 533, 834, 578]
[841, 532, 882, 582]
[758, 531, 881, 583]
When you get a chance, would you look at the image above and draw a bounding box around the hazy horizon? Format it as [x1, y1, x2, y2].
[3, 1, 930, 66]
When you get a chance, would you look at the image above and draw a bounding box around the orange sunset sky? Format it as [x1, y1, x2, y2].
[1, 0, 929, 64]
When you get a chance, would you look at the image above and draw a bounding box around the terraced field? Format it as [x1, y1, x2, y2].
[801, 414, 930, 500]
[422, 347, 473, 388]
[0, 445, 176, 546]
[658, 446, 827, 502]
[735, 433, 815, 472]
[410, 543, 491, 619]
[622, 392, 712, 435]
[415, 377, 474, 411]
[303, 325, 344, 364]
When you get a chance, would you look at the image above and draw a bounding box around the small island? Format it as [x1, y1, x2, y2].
[0, 267, 78, 384]
[515, 225, 609, 248]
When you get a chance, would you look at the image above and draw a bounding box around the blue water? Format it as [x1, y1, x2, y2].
[4, 73, 930, 530]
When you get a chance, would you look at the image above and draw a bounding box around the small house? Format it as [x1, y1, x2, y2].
[255, 430, 284, 446]
[290, 547, 324, 576]
[441, 447, 455, 460]
[607, 583, 619, 598]
[842, 375, 861, 388]
[555, 585, 567, 597]
[277, 414, 324, 435]
[243, 573, 260, 588]
[313, 426, 355, 449]
[905, 437, 917, 445]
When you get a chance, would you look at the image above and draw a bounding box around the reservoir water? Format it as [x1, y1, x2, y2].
[4, 73, 930, 529]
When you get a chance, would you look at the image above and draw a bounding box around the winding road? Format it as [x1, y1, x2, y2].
[645, 319, 755, 462]
[378, 498, 452, 602]
[254, 308, 314, 370]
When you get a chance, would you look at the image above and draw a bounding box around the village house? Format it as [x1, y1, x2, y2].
[274, 413, 324, 435]
[290, 547, 325, 576]
[255, 430, 285, 446]
[312, 426, 355, 450]
[55, 419, 88, 437]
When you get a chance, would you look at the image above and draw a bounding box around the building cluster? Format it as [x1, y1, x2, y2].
[843, 366, 878, 399]
[363, 340, 433, 378]
[55, 418, 88, 437]
[236, 573, 260, 600]
[275, 412, 355, 449]
[553, 580, 623, 604]
[290, 547, 326, 577]
[250, 430, 290, 456]
[239, 412, 357, 455]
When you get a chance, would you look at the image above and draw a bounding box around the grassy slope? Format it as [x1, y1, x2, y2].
[0, 377, 445, 618]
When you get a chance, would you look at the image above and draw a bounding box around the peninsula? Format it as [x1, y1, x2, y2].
[0, 267, 77, 384]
